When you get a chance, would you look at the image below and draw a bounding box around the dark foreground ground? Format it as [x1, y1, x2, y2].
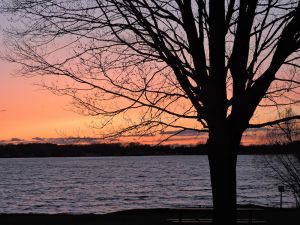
[0, 206, 299, 225]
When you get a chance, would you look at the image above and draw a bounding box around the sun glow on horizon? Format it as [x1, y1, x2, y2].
[1, 55, 299, 146]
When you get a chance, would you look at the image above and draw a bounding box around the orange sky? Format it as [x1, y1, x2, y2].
[0, 56, 296, 145]
[0, 14, 298, 146]
[0, 59, 96, 141]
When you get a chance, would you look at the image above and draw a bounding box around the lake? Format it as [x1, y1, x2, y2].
[0, 155, 296, 214]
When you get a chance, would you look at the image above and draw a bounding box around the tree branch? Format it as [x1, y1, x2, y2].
[249, 115, 300, 128]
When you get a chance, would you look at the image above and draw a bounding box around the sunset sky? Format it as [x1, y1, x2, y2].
[0, 12, 298, 146]
[0, 54, 276, 145]
[0, 13, 193, 144]
[0, 56, 264, 145]
[0, 58, 94, 140]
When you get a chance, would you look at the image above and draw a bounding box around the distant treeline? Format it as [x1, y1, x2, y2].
[0, 141, 299, 158]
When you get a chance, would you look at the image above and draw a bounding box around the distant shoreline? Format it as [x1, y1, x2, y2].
[0, 142, 299, 158]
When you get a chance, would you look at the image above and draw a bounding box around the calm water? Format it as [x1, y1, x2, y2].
[0, 155, 296, 214]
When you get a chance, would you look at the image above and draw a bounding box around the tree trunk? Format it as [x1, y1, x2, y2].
[207, 129, 241, 224]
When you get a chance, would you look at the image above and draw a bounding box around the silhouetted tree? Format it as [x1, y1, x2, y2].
[265, 108, 300, 207]
[266, 108, 299, 144]
[2, 0, 300, 223]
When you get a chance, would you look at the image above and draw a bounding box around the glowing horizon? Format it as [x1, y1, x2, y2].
[0, 58, 296, 146]
[0, 9, 299, 146]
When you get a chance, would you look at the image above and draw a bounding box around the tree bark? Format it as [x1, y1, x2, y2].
[207, 128, 241, 224]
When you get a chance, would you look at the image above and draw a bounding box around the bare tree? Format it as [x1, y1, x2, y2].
[265, 108, 300, 207]
[266, 108, 300, 144]
[267, 153, 300, 207]
[1, 0, 300, 223]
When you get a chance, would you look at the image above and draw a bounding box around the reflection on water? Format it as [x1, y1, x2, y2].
[0, 155, 295, 214]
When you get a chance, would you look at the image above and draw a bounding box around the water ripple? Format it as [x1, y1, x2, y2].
[0, 155, 296, 214]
